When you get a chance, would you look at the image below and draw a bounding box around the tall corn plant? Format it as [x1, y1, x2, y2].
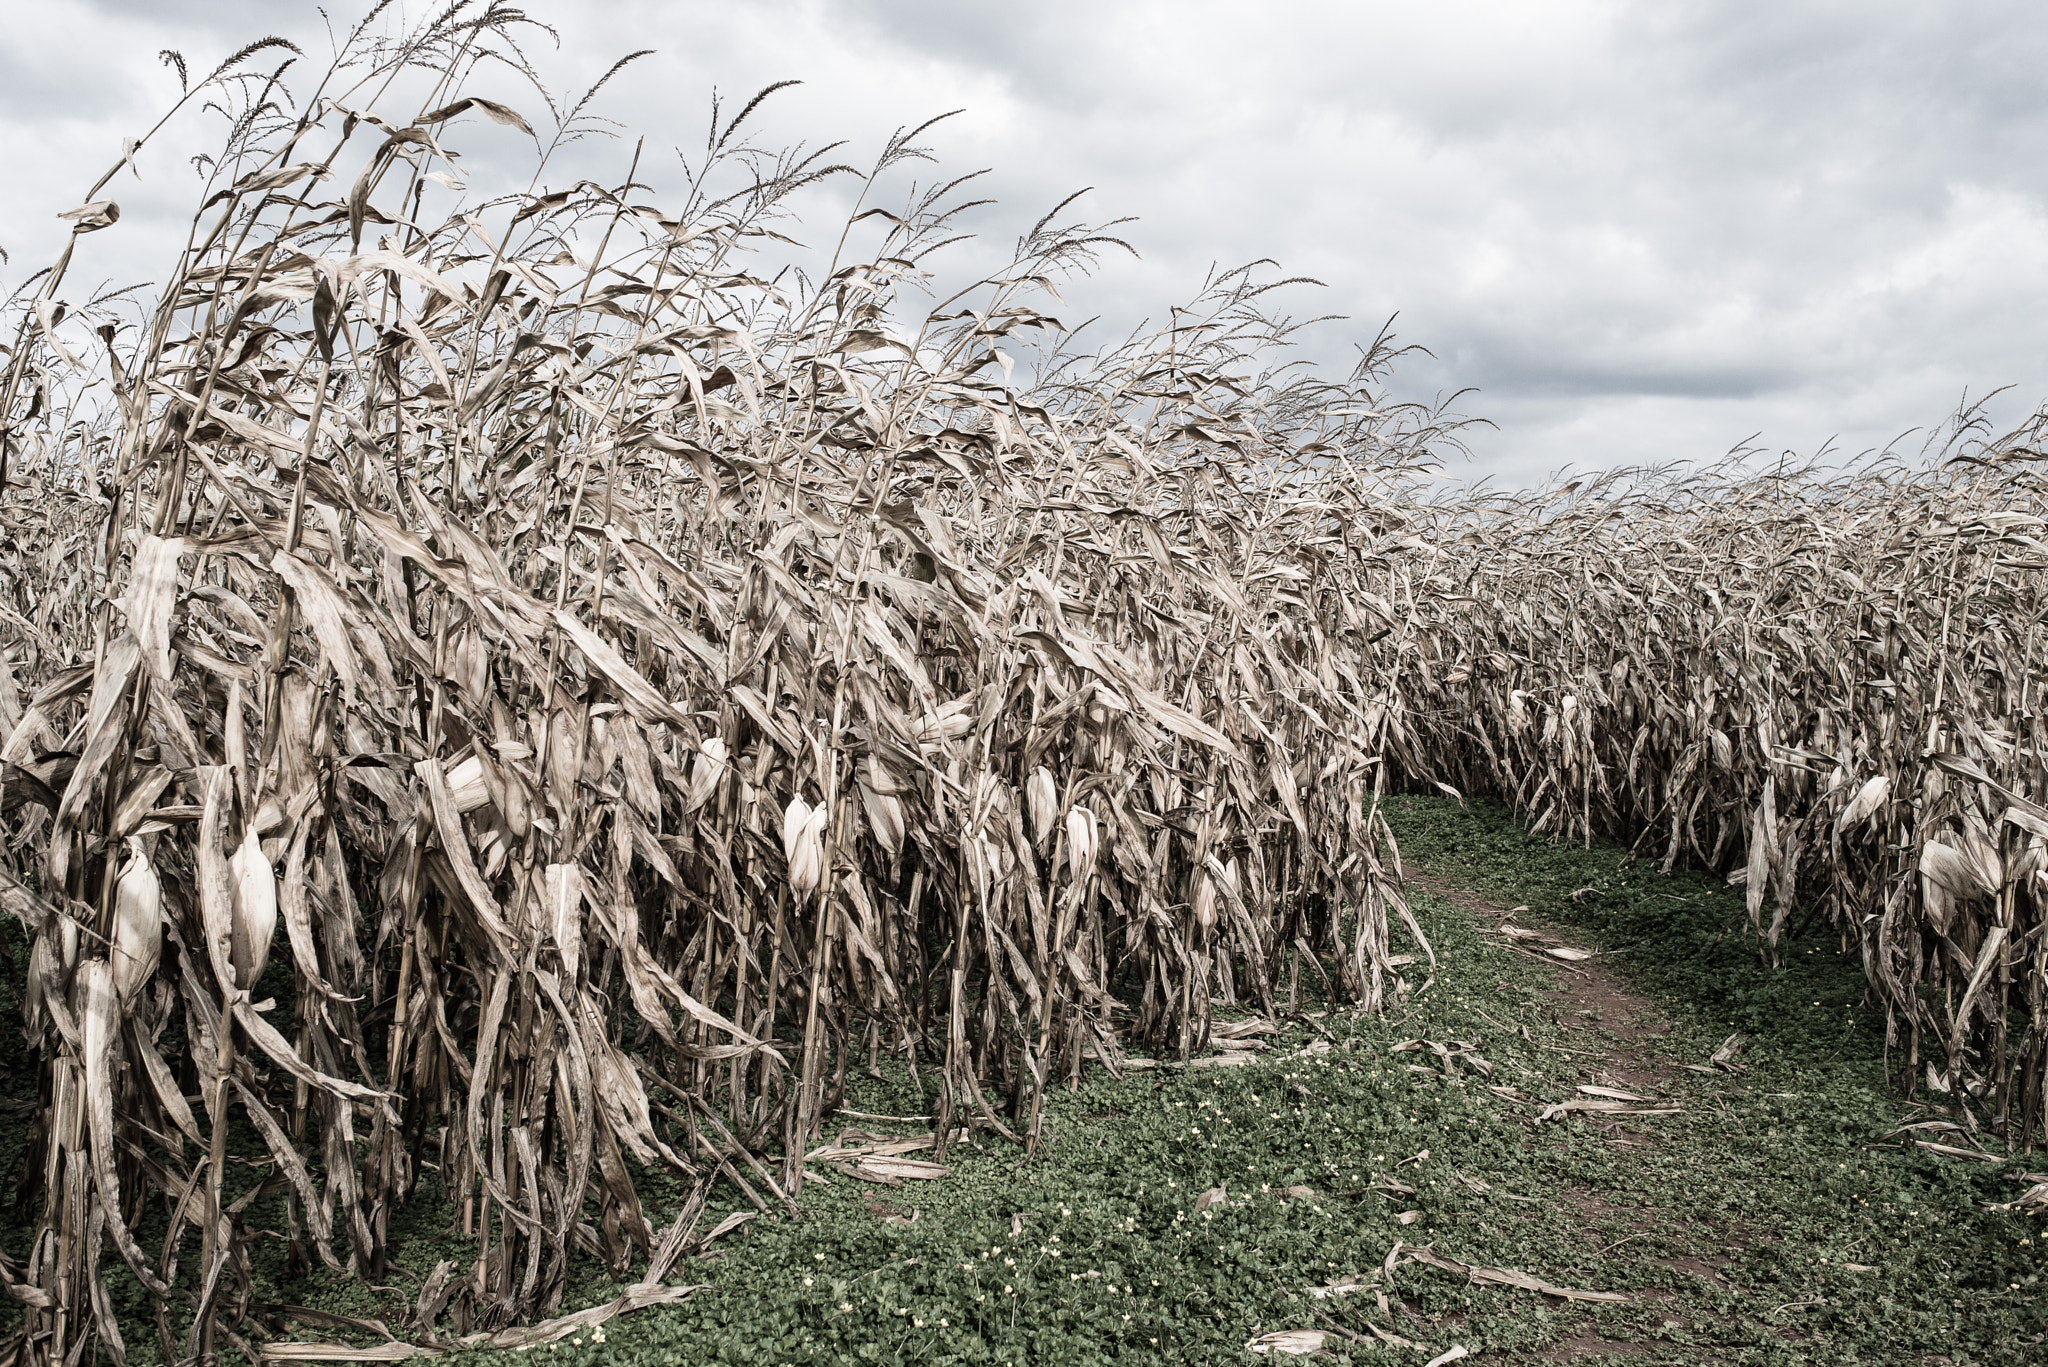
[0, 8, 1452, 1360]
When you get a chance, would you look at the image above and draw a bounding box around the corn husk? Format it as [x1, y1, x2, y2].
[686, 737, 727, 812]
[1027, 767, 1058, 846]
[228, 825, 278, 991]
[1836, 774, 1891, 831]
[783, 797, 828, 895]
[110, 838, 162, 1003]
[1066, 806, 1097, 883]
[1193, 869, 1218, 932]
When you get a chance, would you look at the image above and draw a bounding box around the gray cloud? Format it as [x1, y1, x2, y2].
[5, 0, 2046, 487]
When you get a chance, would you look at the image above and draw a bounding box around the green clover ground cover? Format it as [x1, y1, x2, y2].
[11, 796, 2048, 1363]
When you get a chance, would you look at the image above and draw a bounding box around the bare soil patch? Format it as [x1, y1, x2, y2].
[1526, 1329, 1659, 1361]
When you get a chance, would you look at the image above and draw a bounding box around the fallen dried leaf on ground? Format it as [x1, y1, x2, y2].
[1246, 1329, 1327, 1356]
[1304, 1274, 1378, 1300]
[1394, 1245, 1630, 1304]
[1710, 1033, 1752, 1068]
[1536, 1097, 1683, 1123]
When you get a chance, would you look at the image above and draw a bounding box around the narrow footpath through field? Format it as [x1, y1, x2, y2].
[1402, 870, 1741, 1362]
[1366, 796, 2048, 1367]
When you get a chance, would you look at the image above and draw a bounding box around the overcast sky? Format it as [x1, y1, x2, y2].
[5, 0, 2048, 488]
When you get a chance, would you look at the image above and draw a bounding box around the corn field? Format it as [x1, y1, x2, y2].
[0, 10, 1453, 1362]
[1369, 438, 2048, 1130]
[5, 8, 2048, 1365]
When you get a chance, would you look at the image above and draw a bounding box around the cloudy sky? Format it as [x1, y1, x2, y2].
[4, 0, 2047, 487]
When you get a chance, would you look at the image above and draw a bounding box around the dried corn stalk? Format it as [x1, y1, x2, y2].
[0, 10, 1447, 1360]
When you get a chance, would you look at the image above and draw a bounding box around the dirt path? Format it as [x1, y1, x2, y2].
[1408, 869, 1756, 1364]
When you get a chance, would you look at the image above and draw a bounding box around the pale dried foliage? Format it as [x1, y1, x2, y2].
[1372, 437, 2048, 1139]
[0, 9, 1451, 1361]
